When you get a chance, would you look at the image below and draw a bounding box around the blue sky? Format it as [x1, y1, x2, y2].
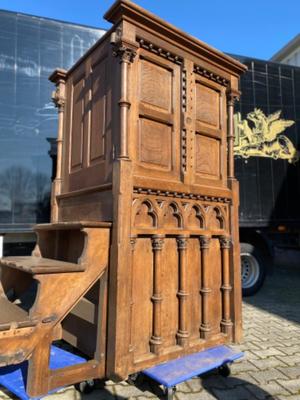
[0, 0, 299, 60]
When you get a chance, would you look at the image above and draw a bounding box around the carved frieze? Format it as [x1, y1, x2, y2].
[194, 65, 229, 87]
[137, 38, 183, 65]
[132, 194, 228, 231]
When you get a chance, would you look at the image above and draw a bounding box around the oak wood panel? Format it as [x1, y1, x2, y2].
[131, 238, 153, 360]
[196, 83, 220, 128]
[187, 238, 201, 342]
[89, 58, 107, 164]
[195, 134, 220, 179]
[70, 77, 85, 171]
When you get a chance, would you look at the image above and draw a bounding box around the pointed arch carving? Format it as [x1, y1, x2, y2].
[162, 202, 183, 228]
[187, 204, 205, 229]
[206, 206, 226, 230]
[134, 199, 157, 228]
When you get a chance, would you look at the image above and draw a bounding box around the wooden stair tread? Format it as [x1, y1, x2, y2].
[35, 221, 112, 231]
[0, 257, 84, 275]
[0, 297, 30, 328]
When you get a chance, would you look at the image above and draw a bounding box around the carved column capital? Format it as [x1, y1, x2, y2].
[219, 236, 232, 249]
[52, 87, 66, 110]
[227, 89, 241, 106]
[176, 235, 188, 250]
[151, 235, 164, 251]
[199, 235, 211, 249]
[112, 43, 137, 64]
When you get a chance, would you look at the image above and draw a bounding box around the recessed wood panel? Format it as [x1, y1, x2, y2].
[195, 134, 220, 178]
[70, 78, 84, 170]
[187, 238, 201, 342]
[161, 239, 179, 349]
[140, 59, 172, 112]
[139, 118, 172, 170]
[90, 60, 106, 163]
[196, 83, 219, 127]
[131, 238, 153, 358]
[207, 239, 222, 335]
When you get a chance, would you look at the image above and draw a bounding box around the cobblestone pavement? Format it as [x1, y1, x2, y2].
[0, 261, 299, 400]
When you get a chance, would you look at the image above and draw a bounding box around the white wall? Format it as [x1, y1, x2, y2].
[281, 47, 300, 66]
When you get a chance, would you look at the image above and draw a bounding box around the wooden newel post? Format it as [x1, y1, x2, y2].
[150, 235, 164, 354]
[219, 236, 233, 335]
[49, 68, 67, 222]
[226, 89, 240, 180]
[176, 235, 189, 347]
[199, 235, 211, 339]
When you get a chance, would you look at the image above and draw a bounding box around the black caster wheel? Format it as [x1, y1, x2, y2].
[164, 386, 176, 400]
[127, 372, 144, 385]
[75, 379, 95, 394]
[218, 364, 231, 377]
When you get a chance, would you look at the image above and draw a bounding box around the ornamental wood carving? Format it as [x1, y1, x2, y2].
[45, 0, 246, 388]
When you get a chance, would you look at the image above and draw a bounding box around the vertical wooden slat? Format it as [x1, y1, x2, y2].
[199, 235, 211, 339]
[176, 234, 189, 347]
[150, 234, 164, 354]
[129, 235, 137, 354]
[219, 236, 233, 335]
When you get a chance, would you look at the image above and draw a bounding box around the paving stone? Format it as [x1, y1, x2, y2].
[251, 348, 286, 359]
[245, 382, 290, 399]
[211, 385, 255, 400]
[278, 366, 300, 379]
[277, 379, 300, 395]
[250, 368, 288, 385]
[231, 360, 259, 373]
[277, 354, 300, 366]
[251, 357, 288, 370]
[175, 391, 215, 400]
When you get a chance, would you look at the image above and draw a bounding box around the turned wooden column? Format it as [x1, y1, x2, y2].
[112, 41, 137, 159]
[176, 235, 189, 347]
[49, 69, 67, 222]
[199, 235, 212, 339]
[226, 89, 240, 180]
[219, 236, 233, 335]
[150, 235, 164, 354]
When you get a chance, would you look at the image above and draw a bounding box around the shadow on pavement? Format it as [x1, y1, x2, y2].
[243, 257, 300, 326]
[201, 372, 276, 399]
[130, 371, 276, 399]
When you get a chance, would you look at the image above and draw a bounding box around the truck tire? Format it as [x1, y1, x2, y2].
[241, 242, 266, 296]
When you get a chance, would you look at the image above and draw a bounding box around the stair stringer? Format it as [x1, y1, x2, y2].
[0, 227, 110, 367]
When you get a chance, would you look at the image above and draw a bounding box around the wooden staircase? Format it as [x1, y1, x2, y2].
[0, 221, 111, 397]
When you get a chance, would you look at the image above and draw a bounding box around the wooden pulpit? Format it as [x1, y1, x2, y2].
[0, 0, 246, 396]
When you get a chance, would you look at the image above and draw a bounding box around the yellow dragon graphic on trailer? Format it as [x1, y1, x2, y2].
[234, 108, 299, 164]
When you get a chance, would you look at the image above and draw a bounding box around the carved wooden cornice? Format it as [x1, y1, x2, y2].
[105, 0, 247, 76]
[193, 65, 229, 87]
[137, 38, 183, 65]
[133, 187, 231, 204]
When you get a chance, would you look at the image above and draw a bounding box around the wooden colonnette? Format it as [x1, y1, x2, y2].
[0, 0, 246, 396]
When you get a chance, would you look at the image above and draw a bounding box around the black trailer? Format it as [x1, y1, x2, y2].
[232, 55, 300, 295]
